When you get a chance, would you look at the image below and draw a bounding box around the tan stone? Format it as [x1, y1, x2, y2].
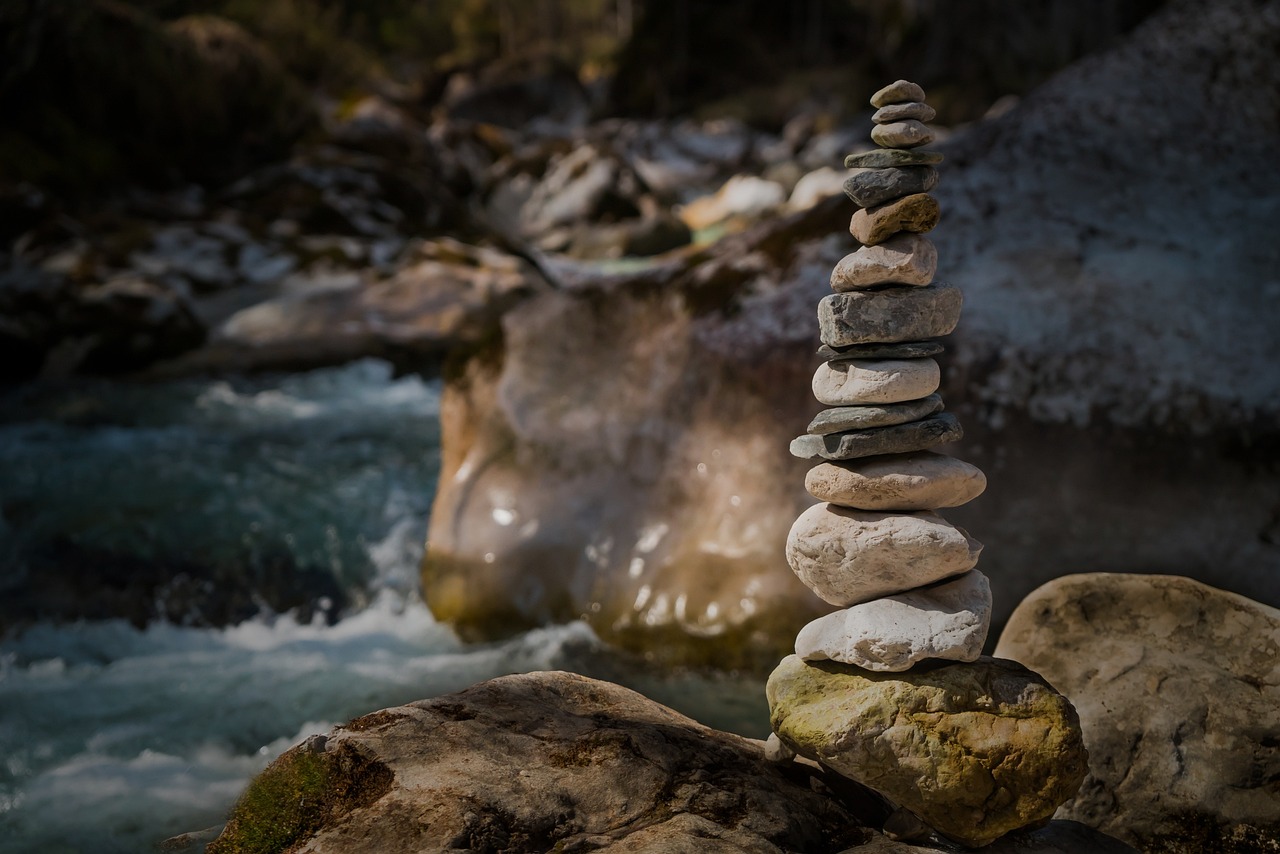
[871, 120, 935, 149]
[831, 234, 936, 290]
[870, 79, 926, 107]
[873, 101, 936, 124]
[785, 503, 981, 605]
[850, 193, 940, 246]
[811, 358, 939, 406]
[805, 451, 987, 510]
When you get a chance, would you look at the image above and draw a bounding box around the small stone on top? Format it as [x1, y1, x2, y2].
[870, 79, 926, 108]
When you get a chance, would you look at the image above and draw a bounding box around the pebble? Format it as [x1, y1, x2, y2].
[873, 102, 935, 123]
[843, 166, 939, 208]
[818, 340, 944, 361]
[789, 413, 962, 461]
[794, 570, 992, 670]
[849, 193, 939, 246]
[870, 80, 926, 108]
[806, 394, 943, 435]
[811, 358, 939, 406]
[785, 504, 982, 606]
[805, 451, 987, 510]
[844, 149, 943, 169]
[871, 120, 935, 149]
[764, 733, 796, 762]
[830, 233, 936, 290]
[818, 283, 962, 347]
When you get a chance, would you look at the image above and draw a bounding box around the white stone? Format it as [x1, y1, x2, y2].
[830, 234, 937, 290]
[795, 570, 992, 671]
[785, 503, 982, 606]
[811, 359, 939, 406]
[805, 452, 987, 510]
[764, 733, 796, 762]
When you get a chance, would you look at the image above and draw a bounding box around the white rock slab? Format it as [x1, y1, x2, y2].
[785, 503, 982, 606]
[830, 234, 937, 290]
[812, 358, 939, 405]
[805, 451, 987, 510]
[795, 570, 992, 671]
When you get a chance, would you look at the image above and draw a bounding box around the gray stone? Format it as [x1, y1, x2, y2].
[812, 358, 940, 406]
[844, 166, 940, 208]
[844, 149, 943, 169]
[819, 340, 944, 361]
[819, 283, 962, 347]
[870, 120, 935, 149]
[785, 504, 981, 606]
[795, 570, 992, 670]
[806, 452, 987, 510]
[806, 394, 944, 435]
[830, 234, 937, 290]
[789, 413, 962, 461]
[872, 102, 936, 124]
[849, 193, 940, 246]
[870, 80, 927, 107]
[996, 573, 1280, 853]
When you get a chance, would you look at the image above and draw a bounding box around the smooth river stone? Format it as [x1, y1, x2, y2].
[818, 340, 944, 361]
[806, 394, 943, 435]
[785, 503, 982, 606]
[844, 148, 942, 169]
[849, 193, 939, 246]
[870, 79, 926, 107]
[843, 166, 939, 208]
[806, 451, 987, 510]
[870, 120, 935, 149]
[819, 283, 962, 347]
[766, 655, 1089, 848]
[795, 570, 992, 671]
[789, 413, 962, 461]
[830, 233, 936, 290]
[811, 358, 939, 406]
[872, 101, 935, 123]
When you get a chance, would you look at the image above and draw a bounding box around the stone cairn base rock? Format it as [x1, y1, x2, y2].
[767, 80, 1090, 849]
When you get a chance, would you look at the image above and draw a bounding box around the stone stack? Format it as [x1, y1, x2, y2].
[767, 81, 1089, 849]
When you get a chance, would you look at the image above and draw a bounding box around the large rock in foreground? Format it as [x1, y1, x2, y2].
[995, 574, 1280, 853]
[767, 655, 1089, 848]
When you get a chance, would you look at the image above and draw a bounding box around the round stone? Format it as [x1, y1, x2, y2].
[844, 148, 943, 169]
[819, 283, 962, 347]
[871, 120, 935, 149]
[807, 394, 944, 435]
[789, 413, 962, 462]
[785, 503, 982, 606]
[873, 102, 936, 123]
[870, 79, 926, 107]
[830, 233, 936, 290]
[818, 340, 944, 361]
[850, 193, 940, 246]
[811, 358, 939, 406]
[795, 570, 992, 671]
[843, 166, 939, 208]
[805, 451, 987, 510]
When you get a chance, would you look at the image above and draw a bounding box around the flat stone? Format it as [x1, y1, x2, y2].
[806, 451, 987, 510]
[818, 340, 944, 361]
[873, 101, 936, 123]
[844, 166, 940, 208]
[844, 149, 943, 169]
[996, 574, 1280, 853]
[850, 193, 940, 246]
[789, 413, 962, 461]
[870, 80, 926, 107]
[819, 283, 962, 347]
[807, 394, 944, 435]
[785, 503, 981, 606]
[795, 570, 992, 670]
[767, 655, 1089, 848]
[871, 120, 935, 149]
[830, 234, 936, 290]
[811, 358, 939, 406]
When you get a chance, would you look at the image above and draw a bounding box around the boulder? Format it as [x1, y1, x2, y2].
[995, 574, 1280, 852]
[767, 655, 1089, 848]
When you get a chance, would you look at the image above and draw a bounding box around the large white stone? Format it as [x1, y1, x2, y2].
[795, 570, 992, 670]
[805, 451, 987, 510]
[785, 503, 982, 606]
[811, 359, 939, 406]
[830, 234, 937, 290]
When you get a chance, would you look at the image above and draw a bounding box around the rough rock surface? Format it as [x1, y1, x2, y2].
[790, 413, 962, 462]
[812, 359, 940, 406]
[806, 452, 987, 510]
[767, 655, 1089, 849]
[795, 570, 991, 670]
[819, 284, 962, 346]
[830, 234, 937, 290]
[786, 504, 981, 606]
[807, 395, 944, 435]
[996, 573, 1280, 853]
[849, 194, 940, 246]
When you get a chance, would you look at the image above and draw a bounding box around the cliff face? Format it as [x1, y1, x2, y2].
[422, 0, 1280, 667]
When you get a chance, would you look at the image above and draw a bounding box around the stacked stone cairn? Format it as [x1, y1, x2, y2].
[765, 81, 1089, 849]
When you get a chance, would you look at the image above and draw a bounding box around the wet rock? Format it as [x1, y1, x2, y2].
[996, 574, 1280, 852]
[790, 414, 962, 462]
[871, 80, 927, 107]
[768, 655, 1089, 848]
[849, 194, 940, 246]
[805, 452, 987, 511]
[812, 359, 940, 406]
[807, 395, 944, 435]
[844, 167, 940, 208]
[830, 234, 937, 290]
[819, 284, 963, 347]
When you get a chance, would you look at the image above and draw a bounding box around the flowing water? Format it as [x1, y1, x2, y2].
[0, 360, 768, 853]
